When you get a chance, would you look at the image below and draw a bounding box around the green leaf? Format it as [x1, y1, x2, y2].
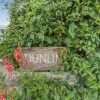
[39, 33, 44, 41]
[30, 34, 34, 40]
[54, 94, 60, 100]
[68, 22, 77, 38]
[95, 52, 100, 59]
[27, 42, 31, 48]
[45, 36, 52, 44]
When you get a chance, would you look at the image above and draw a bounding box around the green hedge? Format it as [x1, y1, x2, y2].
[7, 71, 80, 100]
[0, 0, 100, 99]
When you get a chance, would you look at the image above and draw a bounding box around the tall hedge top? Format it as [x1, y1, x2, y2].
[9, 0, 100, 48]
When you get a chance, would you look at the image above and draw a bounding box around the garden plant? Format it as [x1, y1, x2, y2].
[0, 0, 100, 100]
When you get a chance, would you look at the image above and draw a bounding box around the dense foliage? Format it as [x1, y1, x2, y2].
[0, 0, 100, 99]
[7, 70, 80, 100]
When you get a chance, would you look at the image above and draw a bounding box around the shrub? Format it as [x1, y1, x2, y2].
[7, 70, 81, 100]
[0, 0, 100, 99]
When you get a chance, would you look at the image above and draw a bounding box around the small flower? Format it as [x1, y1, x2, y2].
[4, 58, 17, 81]
[14, 45, 25, 67]
[0, 92, 6, 100]
[14, 44, 30, 71]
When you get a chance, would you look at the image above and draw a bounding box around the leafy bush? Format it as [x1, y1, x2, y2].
[7, 70, 81, 100]
[0, 0, 100, 99]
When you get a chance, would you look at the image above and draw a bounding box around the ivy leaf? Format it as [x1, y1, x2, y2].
[68, 22, 77, 38]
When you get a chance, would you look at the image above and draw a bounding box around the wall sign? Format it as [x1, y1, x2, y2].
[22, 47, 67, 71]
